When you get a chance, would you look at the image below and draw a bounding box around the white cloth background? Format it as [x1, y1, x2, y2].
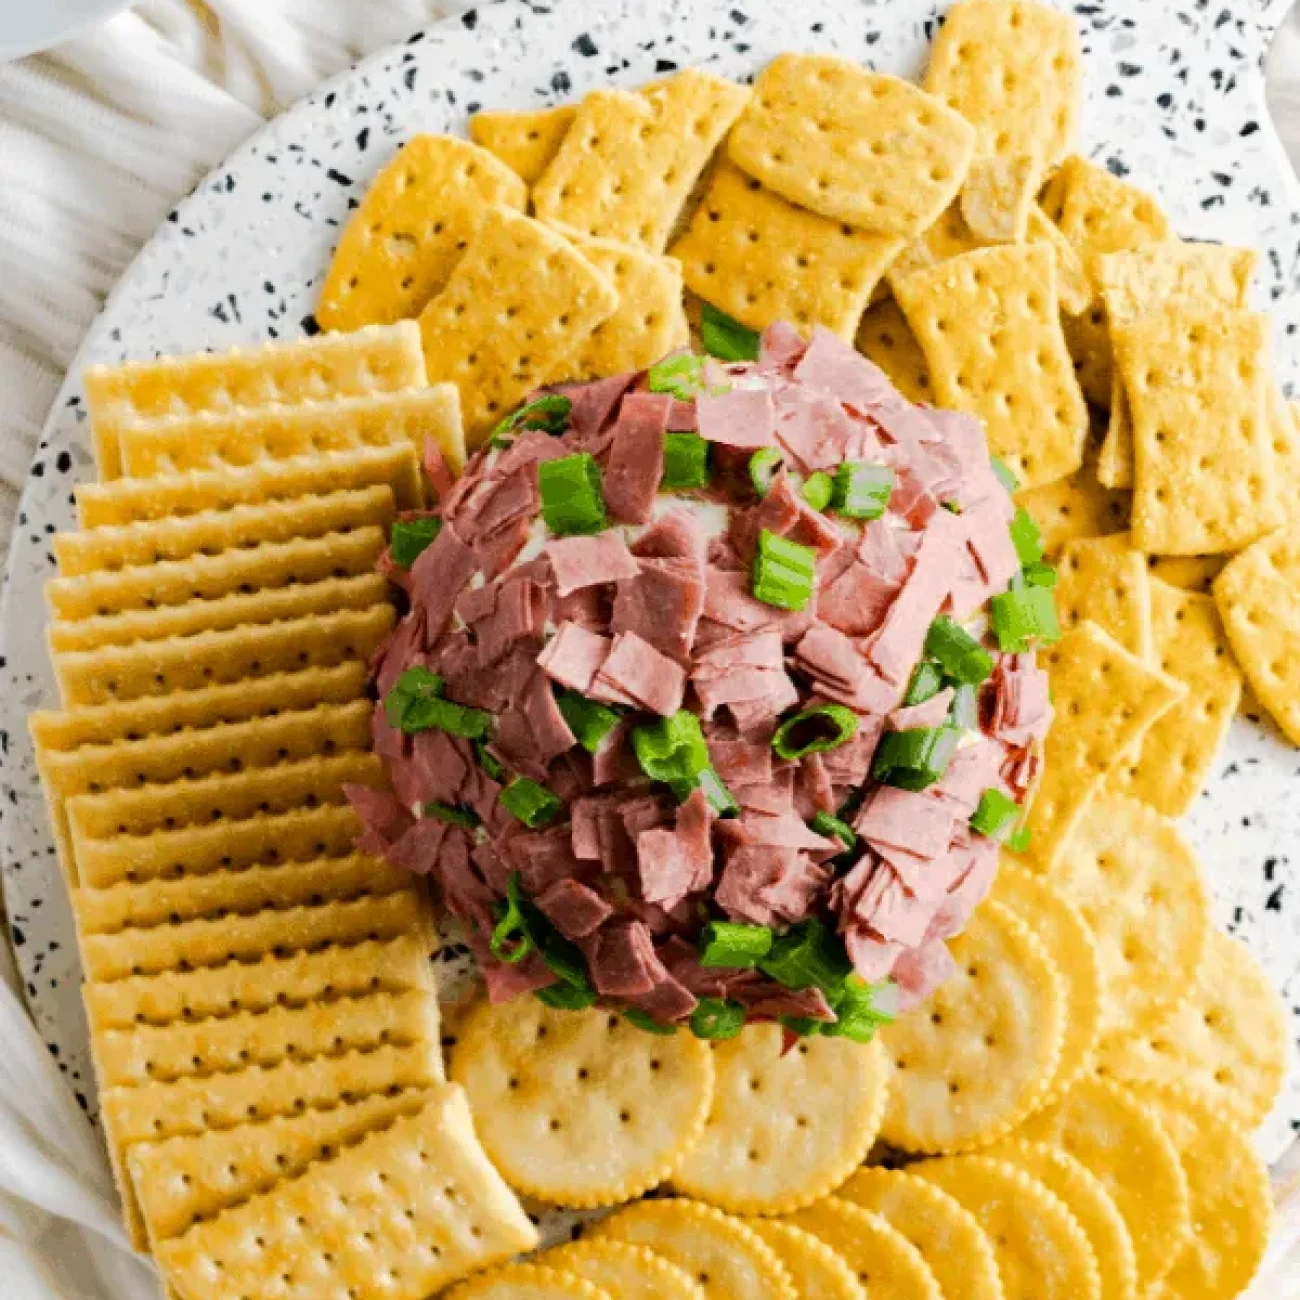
[0, 3, 1298, 1297]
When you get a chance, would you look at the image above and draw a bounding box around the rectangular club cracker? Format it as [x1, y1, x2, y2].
[117, 386, 465, 481]
[1054, 534, 1153, 662]
[670, 159, 905, 341]
[1025, 621, 1185, 871]
[154, 1085, 539, 1300]
[470, 105, 578, 186]
[77, 443, 423, 527]
[418, 206, 618, 444]
[1114, 306, 1280, 555]
[856, 299, 934, 405]
[1061, 300, 1116, 410]
[85, 321, 427, 480]
[533, 71, 750, 251]
[53, 603, 396, 706]
[1109, 580, 1243, 817]
[884, 202, 984, 297]
[1055, 156, 1172, 284]
[1025, 205, 1092, 314]
[316, 135, 527, 332]
[895, 242, 1089, 487]
[727, 54, 976, 236]
[1015, 457, 1131, 558]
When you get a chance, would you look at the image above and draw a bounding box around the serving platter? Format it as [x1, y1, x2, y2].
[1, 0, 1298, 1170]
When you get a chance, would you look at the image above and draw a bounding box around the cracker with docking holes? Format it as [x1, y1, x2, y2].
[671, 1025, 888, 1214]
[990, 866, 1101, 1102]
[1024, 622, 1185, 871]
[884, 202, 983, 296]
[1108, 581, 1243, 817]
[470, 105, 578, 186]
[743, 1220, 866, 1300]
[923, 0, 1082, 167]
[1052, 793, 1209, 1039]
[155, 1085, 539, 1300]
[1026, 205, 1092, 313]
[960, 152, 1045, 244]
[1018, 1077, 1190, 1294]
[785, 1199, 942, 1300]
[316, 135, 527, 331]
[590, 1198, 797, 1300]
[1095, 928, 1288, 1129]
[449, 999, 713, 1206]
[1147, 554, 1226, 593]
[533, 71, 750, 251]
[1055, 156, 1172, 285]
[909, 1157, 1101, 1300]
[894, 243, 1088, 488]
[876, 901, 1065, 1154]
[1062, 300, 1117, 409]
[727, 54, 975, 236]
[670, 160, 905, 340]
[856, 299, 933, 405]
[1052, 534, 1152, 661]
[445, 1265, 612, 1300]
[1014, 455, 1131, 559]
[541, 1240, 706, 1300]
[418, 206, 618, 444]
[837, 1167, 1003, 1300]
[84, 321, 426, 480]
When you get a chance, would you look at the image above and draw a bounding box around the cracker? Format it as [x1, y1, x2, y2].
[983, 1140, 1137, 1300]
[786, 1200, 942, 1300]
[446, 1264, 612, 1300]
[156, 1085, 539, 1300]
[84, 933, 433, 1032]
[1095, 377, 1132, 490]
[542, 1240, 706, 1300]
[1133, 1085, 1273, 1300]
[1062, 301, 1116, 409]
[885, 203, 983, 297]
[1214, 528, 1300, 744]
[856, 300, 933, 405]
[1146, 554, 1225, 594]
[85, 321, 427, 480]
[1026, 622, 1185, 870]
[316, 135, 527, 331]
[1050, 793, 1209, 1039]
[54, 603, 395, 706]
[1053, 534, 1152, 661]
[671, 1025, 889, 1213]
[876, 901, 1065, 1154]
[837, 1167, 1002, 1300]
[118, 386, 464, 480]
[894, 243, 1088, 488]
[909, 1157, 1101, 1300]
[1108, 581, 1243, 816]
[470, 105, 578, 186]
[1095, 929, 1288, 1129]
[1026, 206, 1092, 314]
[989, 866, 1101, 1101]
[1056, 158, 1171, 285]
[591, 1198, 796, 1300]
[449, 999, 713, 1206]
[80, 890, 431, 983]
[960, 152, 1044, 243]
[1017, 1077, 1190, 1294]
[671, 161, 904, 341]
[924, 0, 1082, 167]
[728, 55, 975, 236]
[533, 71, 750, 250]
[418, 206, 617, 444]
[130, 1087, 432, 1241]
[743, 1220, 865, 1300]
[46, 527, 386, 622]
[1015, 460, 1130, 558]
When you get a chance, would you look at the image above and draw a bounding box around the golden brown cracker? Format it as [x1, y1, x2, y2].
[542, 1239, 706, 1300]
[856, 299, 933, 405]
[885, 202, 984, 297]
[1095, 375, 1132, 489]
[470, 105, 578, 186]
[446, 1264, 613, 1300]
[1146, 554, 1226, 594]
[1056, 158, 1171, 285]
[1053, 534, 1152, 661]
[1062, 301, 1115, 409]
[1026, 205, 1092, 314]
[960, 152, 1044, 243]
[743, 1220, 866, 1300]
[1015, 460, 1130, 558]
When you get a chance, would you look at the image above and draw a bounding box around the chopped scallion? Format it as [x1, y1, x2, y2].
[647, 352, 706, 400]
[699, 921, 774, 969]
[924, 616, 994, 686]
[871, 725, 962, 791]
[948, 683, 979, 731]
[802, 470, 834, 512]
[811, 811, 857, 853]
[423, 802, 479, 830]
[970, 788, 1022, 842]
[383, 666, 445, 732]
[752, 529, 816, 611]
[832, 462, 895, 520]
[903, 660, 946, 707]
[760, 918, 853, 996]
[493, 393, 573, 438]
[500, 777, 562, 828]
[990, 455, 1020, 494]
[1023, 560, 1057, 588]
[1009, 507, 1045, 567]
[749, 447, 784, 497]
[689, 766, 741, 819]
[389, 517, 441, 569]
[661, 432, 712, 491]
[825, 976, 897, 1042]
[700, 303, 760, 362]
[536, 982, 599, 1010]
[991, 584, 1061, 652]
[1007, 824, 1033, 854]
[772, 704, 859, 760]
[690, 997, 747, 1040]
[556, 690, 622, 755]
[474, 742, 506, 782]
[539, 452, 607, 536]
[489, 874, 535, 965]
[632, 711, 711, 788]
[624, 1007, 678, 1035]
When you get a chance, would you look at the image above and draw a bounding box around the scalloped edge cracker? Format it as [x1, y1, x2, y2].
[895, 243, 1088, 488]
[1053, 533, 1152, 661]
[1026, 621, 1185, 871]
[728, 54, 975, 236]
[856, 299, 933, 404]
[446, 1264, 612, 1300]
[541, 1239, 707, 1300]
[743, 1220, 865, 1300]
[469, 105, 578, 186]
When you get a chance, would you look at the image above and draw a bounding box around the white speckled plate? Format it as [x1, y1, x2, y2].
[1, 0, 1298, 1171]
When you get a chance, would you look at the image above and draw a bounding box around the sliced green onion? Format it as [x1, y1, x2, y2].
[904, 660, 946, 708]
[700, 303, 760, 362]
[749, 448, 784, 497]
[389, 517, 441, 569]
[1023, 560, 1058, 589]
[942, 500, 963, 515]
[802, 471, 835, 512]
[624, 1007, 679, 1035]
[1007, 824, 1033, 854]
[422, 697, 493, 740]
[500, 778, 562, 829]
[991, 585, 1061, 653]
[948, 683, 979, 731]
[494, 393, 573, 438]
[539, 933, 591, 992]
[490, 874, 535, 965]
[772, 704, 859, 760]
[1009, 507, 1045, 567]
[557, 690, 622, 755]
[970, 788, 1022, 842]
[699, 921, 774, 969]
[811, 811, 856, 853]
[832, 462, 895, 520]
[632, 711, 711, 789]
[991, 455, 1020, 494]
[781, 1017, 826, 1038]
[688, 766, 740, 818]
[474, 742, 506, 782]
[825, 976, 897, 1042]
[924, 616, 994, 686]
[536, 982, 599, 1010]
[383, 666, 444, 732]
[752, 529, 817, 611]
[760, 919, 852, 996]
[423, 802, 479, 829]
[661, 432, 712, 491]
[539, 452, 607, 536]
[690, 997, 747, 1040]
[871, 725, 962, 791]
[648, 353, 707, 400]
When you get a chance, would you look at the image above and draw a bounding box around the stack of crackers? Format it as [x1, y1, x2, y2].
[28, 322, 546, 1296]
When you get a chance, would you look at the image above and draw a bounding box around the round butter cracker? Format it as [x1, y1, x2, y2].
[744, 1219, 867, 1300]
[541, 1239, 706, 1300]
[672, 1024, 889, 1213]
[445, 1263, 613, 1300]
